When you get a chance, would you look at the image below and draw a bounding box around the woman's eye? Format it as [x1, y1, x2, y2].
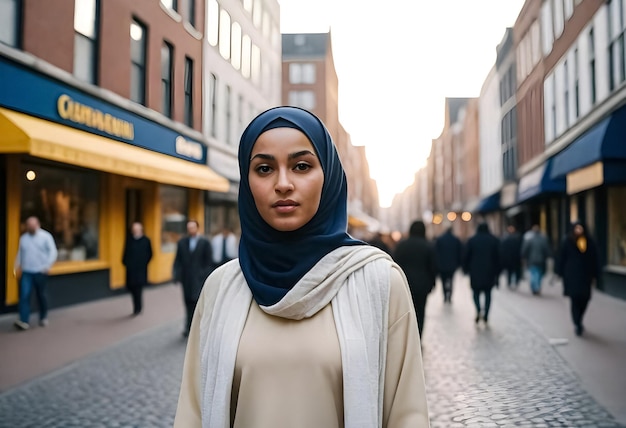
[294, 163, 311, 171]
[255, 165, 272, 174]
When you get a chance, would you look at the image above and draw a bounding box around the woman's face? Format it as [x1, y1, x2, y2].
[248, 127, 324, 232]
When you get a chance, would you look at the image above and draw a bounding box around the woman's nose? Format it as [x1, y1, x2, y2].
[275, 168, 294, 193]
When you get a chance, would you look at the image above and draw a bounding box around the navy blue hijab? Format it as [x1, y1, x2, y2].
[238, 106, 364, 306]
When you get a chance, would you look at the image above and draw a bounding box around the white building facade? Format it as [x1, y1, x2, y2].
[202, 0, 282, 235]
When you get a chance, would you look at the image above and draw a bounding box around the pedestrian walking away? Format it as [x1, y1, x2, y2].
[394, 220, 437, 337]
[500, 223, 523, 289]
[173, 220, 214, 337]
[556, 221, 601, 336]
[521, 224, 551, 295]
[13, 216, 58, 330]
[210, 226, 238, 267]
[463, 222, 500, 325]
[434, 225, 463, 303]
[174, 106, 430, 427]
[122, 222, 153, 316]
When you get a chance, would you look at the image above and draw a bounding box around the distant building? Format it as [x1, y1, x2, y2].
[282, 32, 380, 234]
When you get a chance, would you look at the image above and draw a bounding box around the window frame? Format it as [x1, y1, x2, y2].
[130, 18, 148, 106]
[184, 56, 194, 127]
[161, 41, 174, 118]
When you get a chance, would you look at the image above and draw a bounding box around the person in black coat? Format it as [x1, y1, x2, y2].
[556, 222, 600, 336]
[122, 222, 153, 316]
[500, 224, 523, 289]
[393, 220, 437, 337]
[434, 227, 463, 303]
[173, 220, 215, 337]
[463, 222, 500, 325]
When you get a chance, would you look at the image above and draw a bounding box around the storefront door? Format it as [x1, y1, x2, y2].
[125, 189, 143, 235]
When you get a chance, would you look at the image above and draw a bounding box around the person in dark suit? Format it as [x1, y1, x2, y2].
[500, 224, 523, 289]
[434, 226, 463, 303]
[393, 220, 437, 337]
[173, 220, 214, 337]
[122, 222, 153, 316]
[556, 222, 600, 336]
[463, 222, 500, 325]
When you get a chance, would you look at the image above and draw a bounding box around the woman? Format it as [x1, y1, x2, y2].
[556, 222, 600, 336]
[174, 107, 430, 427]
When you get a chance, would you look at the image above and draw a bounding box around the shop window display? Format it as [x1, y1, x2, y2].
[21, 163, 100, 261]
[608, 187, 626, 267]
[160, 185, 188, 252]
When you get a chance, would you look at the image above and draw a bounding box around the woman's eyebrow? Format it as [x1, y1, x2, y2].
[288, 150, 316, 160]
[250, 153, 274, 161]
[250, 150, 316, 162]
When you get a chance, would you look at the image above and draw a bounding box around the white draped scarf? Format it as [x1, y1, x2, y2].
[198, 245, 394, 428]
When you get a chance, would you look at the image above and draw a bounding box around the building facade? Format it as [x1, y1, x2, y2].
[281, 32, 380, 235]
[541, 0, 626, 296]
[202, 0, 281, 238]
[0, 0, 229, 312]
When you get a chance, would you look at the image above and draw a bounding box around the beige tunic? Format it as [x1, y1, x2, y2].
[174, 267, 430, 428]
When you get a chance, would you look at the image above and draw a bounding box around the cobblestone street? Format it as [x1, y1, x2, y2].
[0, 322, 187, 428]
[0, 279, 624, 427]
[422, 281, 624, 428]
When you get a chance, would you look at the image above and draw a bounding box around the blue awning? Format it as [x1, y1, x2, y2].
[517, 157, 565, 203]
[474, 191, 501, 213]
[551, 104, 626, 178]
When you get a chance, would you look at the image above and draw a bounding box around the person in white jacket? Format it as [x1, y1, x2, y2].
[174, 106, 430, 428]
[210, 226, 238, 266]
[13, 216, 58, 330]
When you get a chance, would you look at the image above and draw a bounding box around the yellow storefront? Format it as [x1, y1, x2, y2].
[0, 57, 228, 310]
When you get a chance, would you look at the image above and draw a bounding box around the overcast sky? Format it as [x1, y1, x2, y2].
[278, 0, 526, 206]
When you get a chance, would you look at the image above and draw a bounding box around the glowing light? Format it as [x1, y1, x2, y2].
[447, 212, 457, 222]
[461, 211, 472, 222]
[432, 213, 443, 225]
[26, 170, 36, 181]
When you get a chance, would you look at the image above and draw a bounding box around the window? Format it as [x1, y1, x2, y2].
[184, 57, 193, 127]
[608, 186, 626, 266]
[244, 0, 253, 13]
[251, 44, 261, 84]
[564, 60, 569, 127]
[288, 90, 315, 110]
[219, 9, 231, 60]
[74, 0, 98, 84]
[574, 48, 580, 118]
[225, 85, 232, 143]
[161, 0, 178, 12]
[237, 94, 244, 135]
[608, 0, 626, 90]
[130, 19, 147, 105]
[186, 0, 195, 27]
[564, 0, 574, 19]
[589, 28, 596, 105]
[241, 34, 252, 79]
[231, 22, 242, 70]
[161, 42, 173, 118]
[160, 185, 188, 253]
[21, 163, 100, 261]
[207, 0, 219, 46]
[209, 73, 217, 137]
[253, 0, 262, 28]
[0, 0, 20, 47]
[289, 63, 316, 84]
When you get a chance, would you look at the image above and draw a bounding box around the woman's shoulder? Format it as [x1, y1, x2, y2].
[199, 260, 243, 305]
[388, 265, 413, 326]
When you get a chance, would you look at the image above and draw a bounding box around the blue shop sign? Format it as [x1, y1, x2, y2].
[0, 56, 206, 164]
